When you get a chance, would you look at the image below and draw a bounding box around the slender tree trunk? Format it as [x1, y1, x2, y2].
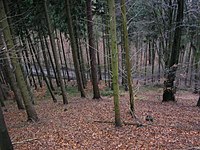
[27, 34, 57, 102]
[60, 32, 70, 81]
[121, 0, 134, 113]
[107, 28, 112, 89]
[43, 31, 60, 87]
[55, 29, 66, 84]
[0, 105, 13, 150]
[0, 32, 24, 109]
[158, 40, 161, 82]
[151, 40, 155, 82]
[21, 49, 33, 87]
[189, 48, 194, 87]
[144, 42, 148, 85]
[27, 36, 43, 88]
[84, 37, 91, 80]
[108, 0, 122, 127]
[38, 31, 55, 91]
[96, 36, 102, 81]
[65, 0, 86, 97]
[86, 0, 101, 99]
[31, 31, 43, 88]
[135, 34, 139, 77]
[102, 22, 107, 84]
[77, 37, 87, 88]
[121, 31, 126, 87]
[185, 43, 192, 86]
[44, 0, 68, 104]
[0, 1, 38, 121]
[21, 37, 38, 89]
[0, 84, 5, 107]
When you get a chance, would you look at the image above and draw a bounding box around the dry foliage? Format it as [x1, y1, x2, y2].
[3, 86, 200, 150]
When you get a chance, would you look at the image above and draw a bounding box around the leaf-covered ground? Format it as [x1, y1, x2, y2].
[3, 85, 200, 150]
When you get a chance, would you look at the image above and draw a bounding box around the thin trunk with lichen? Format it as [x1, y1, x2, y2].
[120, 0, 134, 114]
[108, 0, 122, 127]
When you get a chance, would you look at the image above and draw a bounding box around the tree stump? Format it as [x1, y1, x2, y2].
[163, 89, 175, 102]
[162, 65, 177, 102]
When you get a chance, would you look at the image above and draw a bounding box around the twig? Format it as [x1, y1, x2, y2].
[129, 109, 143, 126]
[93, 120, 114, 124]
[12, 138, 39, 145]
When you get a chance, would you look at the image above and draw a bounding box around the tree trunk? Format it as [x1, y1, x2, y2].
[121, 0, 134, 113]
[0, 31, 24, 109]
[108, 0, 122, 127]
[84, 37, 91, 80]
[65, 0, 86, 97]
[27, 36, 43, 88]
[185, 43, 192, 86]
[44, 0, 68, 104]
[39, 31, 55, 91]
[163, 0, 184, 102]
[102, 20, 107, 84]
[77, 37, 87, 88]
[27, 33, 57, 102]
[0, 84, 5, 107]
[0, 1, 38, 121]
[96, 36, 102, 81]
[144, 42, 148, 85]
[43, 31, 60, 87]
[86, 0, 101, 99]
[0, 105, 13, 150]
[60, 32, 70, 81]
[55, 29, 66, 85]
[151, 40, 155, 82]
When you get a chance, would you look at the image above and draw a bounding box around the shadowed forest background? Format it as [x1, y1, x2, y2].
[0, 0, 200, 149]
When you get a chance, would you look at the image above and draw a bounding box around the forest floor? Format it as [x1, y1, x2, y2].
[3, 82, 200, 150]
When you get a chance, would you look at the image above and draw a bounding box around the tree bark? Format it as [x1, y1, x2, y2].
[39, 31, 55, 91]
[65, 0, 86, 97]
[121, 0, 135, 113]
[0, 84, 5, 107]
[0, 31, 24, 109]
[86, 0, 101, 99]
[0, 105, 13, 150]
[163, 0, 184, 102]
[60, 32, 70, 81]
[108, 0, 122, 127]
[0, 0, 38, 121]
[44, 0, 68, 104]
